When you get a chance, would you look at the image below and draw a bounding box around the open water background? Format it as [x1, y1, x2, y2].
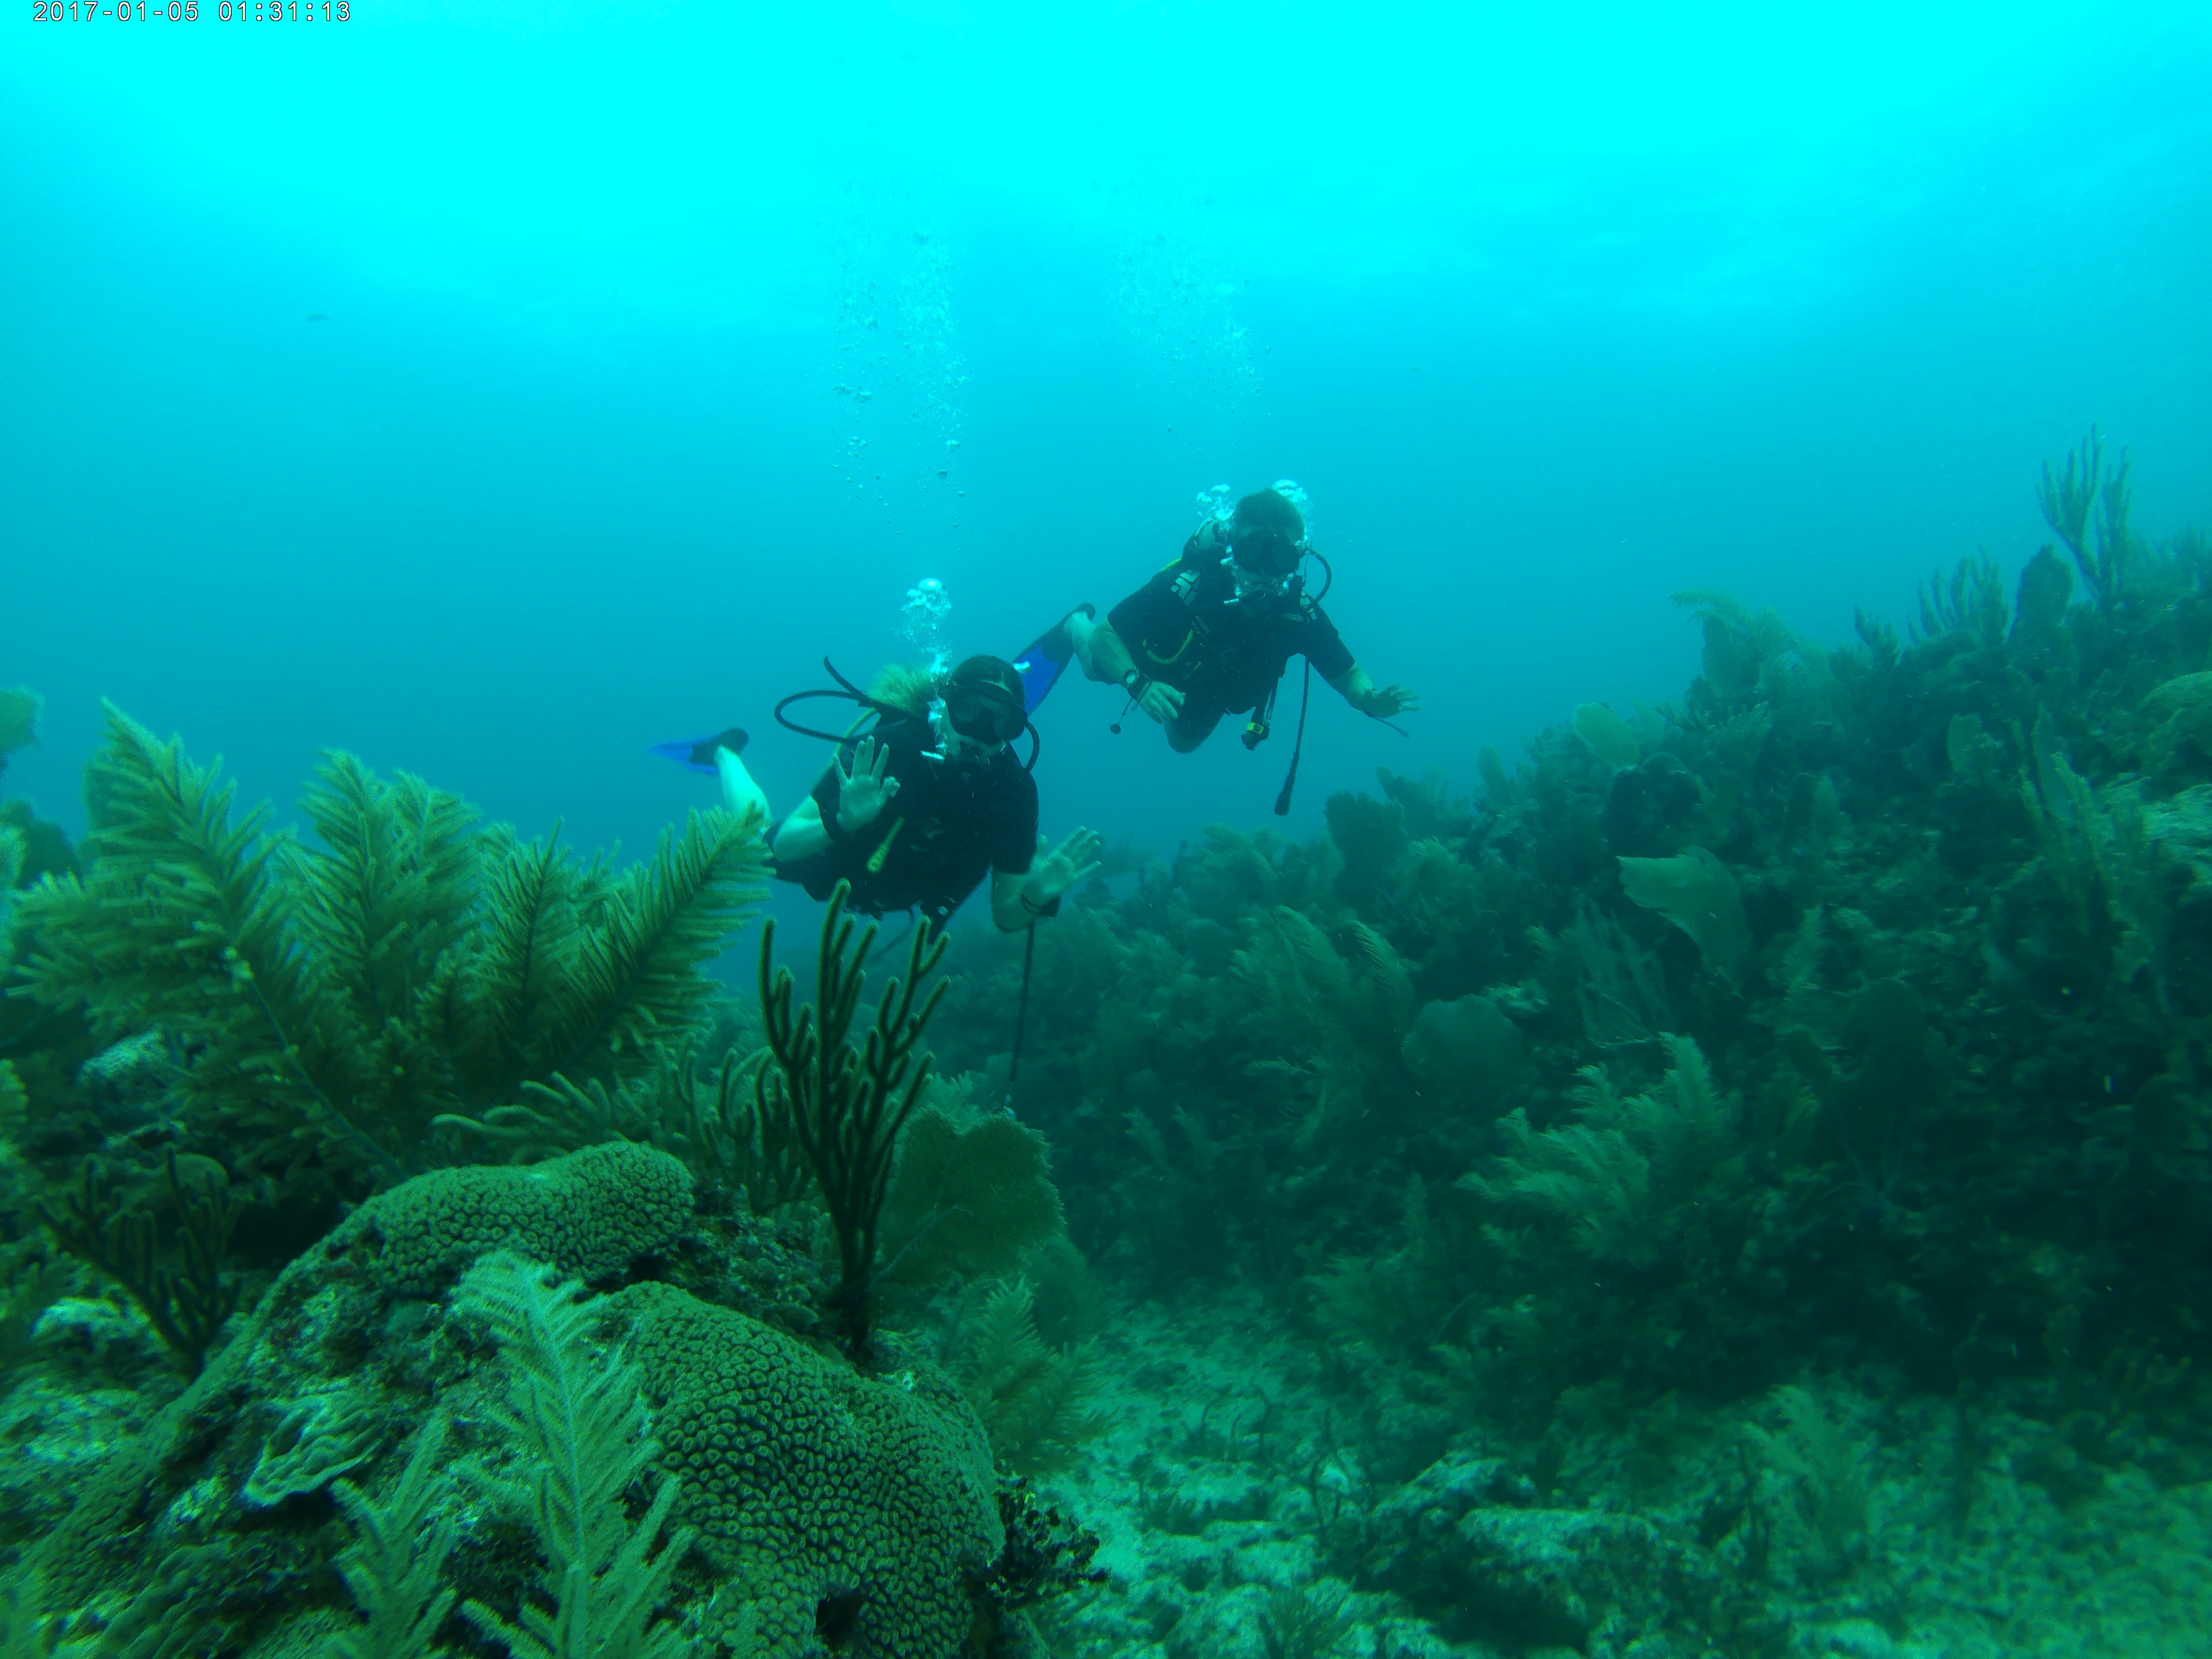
[6, 1, 2212, 896]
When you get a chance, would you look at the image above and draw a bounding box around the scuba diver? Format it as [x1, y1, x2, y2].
[694, 654, 1102, 933]
[1068, 485, 1418, 757]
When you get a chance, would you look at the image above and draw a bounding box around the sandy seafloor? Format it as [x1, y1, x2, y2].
[1008, 1289, 2212, 1659]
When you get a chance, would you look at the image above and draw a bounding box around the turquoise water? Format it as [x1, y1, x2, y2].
[8, 3, 2208, 855]
[6, 5, 2212, 1656]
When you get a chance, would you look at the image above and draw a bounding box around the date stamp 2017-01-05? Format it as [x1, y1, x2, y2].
[32, 0, 351, 21]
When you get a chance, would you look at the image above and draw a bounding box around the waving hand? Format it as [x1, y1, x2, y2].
[834, 736, 902, 833]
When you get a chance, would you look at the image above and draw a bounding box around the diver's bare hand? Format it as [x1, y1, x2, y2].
[1023, 828, 1105, 910]
[1138, 680, 1185, 724]
[1357, 683, 1419, 720]
[835, 736, 901, 832]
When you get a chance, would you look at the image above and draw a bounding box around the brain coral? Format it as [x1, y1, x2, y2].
[611, 1280, 1003, 1657]
[325, 1140, 696, 1297]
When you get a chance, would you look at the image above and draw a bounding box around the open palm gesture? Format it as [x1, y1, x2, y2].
[1025, 828, 1105, 908]
[1363, 682, 1419, 720]
[834, 736, 901, 833]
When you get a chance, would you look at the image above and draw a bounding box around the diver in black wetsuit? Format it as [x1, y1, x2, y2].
[1068, 487, 1418, 752]
[714, 655, 1101, 931]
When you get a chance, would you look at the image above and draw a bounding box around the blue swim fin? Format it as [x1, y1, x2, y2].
[1010, 606, 1092, 714]
[650, 726, 748, 775]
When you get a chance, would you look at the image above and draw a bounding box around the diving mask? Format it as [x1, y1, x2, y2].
[1227, 528, 1303, 579]
[944, 684, 1027, 745]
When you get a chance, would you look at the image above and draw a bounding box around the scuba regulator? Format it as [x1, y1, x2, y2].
[1231, 538, 1332, 758]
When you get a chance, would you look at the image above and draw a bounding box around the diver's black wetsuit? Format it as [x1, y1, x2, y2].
[773, 712, 1036, 926]
[1107, 534, 1354, 748]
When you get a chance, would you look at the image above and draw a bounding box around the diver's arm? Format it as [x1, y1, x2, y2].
[1101, 566, 1200, 722]
[1082, 620, 1184, 722]
[989, 868, 1031, 932]
[769, 797, 830, 862]
[1077, 615, 1139, 684]
[1325, 664, 1420, 720]
[991, 829, 1106, 932]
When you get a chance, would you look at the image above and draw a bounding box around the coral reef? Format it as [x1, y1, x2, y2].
[0, 692, 84, 1114]
[1571, 702, 1641, 771]
[7, 435, 2211, 1658]
[333, 1140, 696, 1298]
[12, 1145, 1015, 1659]
[34, 1152, 244, 1375]
[1616, 845, 1749, 978]
[455, 1254, 697, 1659]
[938, 437, 2212, 1417]
[11, 706, 765, 1193]
[0, 689, 38, 772]
[945, 1274, 1104, 1477]
[326, 1409, 457, 1659]
[919, 435, 2212, 1655]
[613, 1277, 1000, 1655]
[1337, 1455, 1721, 1651]
[0, 716, 1083, 1659]
[878, 1087, 1065, 1295]
[756, 882, 948, 1351]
